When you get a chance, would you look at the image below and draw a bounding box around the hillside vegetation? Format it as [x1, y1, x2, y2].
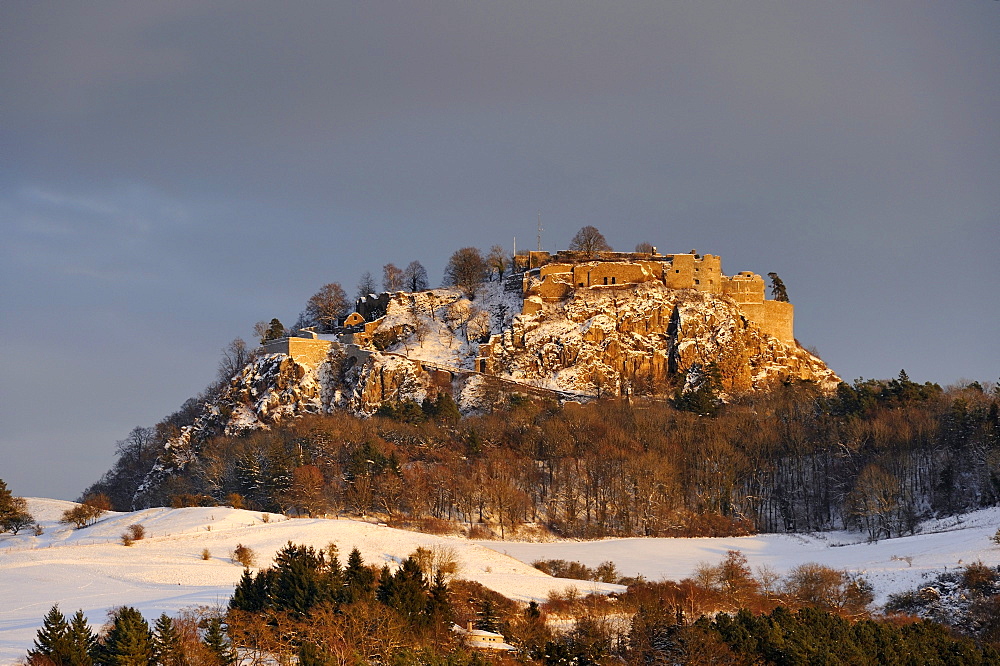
[88, 374, 999, 540]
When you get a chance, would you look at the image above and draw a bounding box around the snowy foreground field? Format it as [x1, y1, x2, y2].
[2, 500, 1000, 664]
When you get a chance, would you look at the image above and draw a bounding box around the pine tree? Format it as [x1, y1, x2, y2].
[67, 610, 96, 666]
[151, 614, 184, 666]
[476, 598, 500, 632]
[98, 606, 152, 666]
[29, 605, 72, 664]
[343, 547, 375, 603]
[378, 557, 428, 624]
[230, 569, 265, 612]
[425, 571, 452, 628]
[202, 618, 235, 666]
[767, 272, 789, 302]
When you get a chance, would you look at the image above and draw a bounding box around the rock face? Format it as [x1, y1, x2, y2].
[136, 281, 838, 503]
[483, 282, 838, 396]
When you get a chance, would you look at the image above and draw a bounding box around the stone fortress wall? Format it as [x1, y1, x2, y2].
[521, 248, 794, 343]
[265, 247, 794, 372]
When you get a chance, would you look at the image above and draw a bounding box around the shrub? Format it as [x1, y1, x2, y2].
[409, 545, 460, 579]
[231, 543, 257, 568]
[120, 524, 145, 546]
[467, 524, 494, 539]
[60, 496, 109, 529]
[201, 548, 211, 561]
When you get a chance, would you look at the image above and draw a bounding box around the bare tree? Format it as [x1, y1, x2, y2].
[382, 263, 404, 292]
[304, 283, 349, 332]
[443, 247, 488, 298]
[486, 245, 510, 281]
[218, 338, 254, 383]
[402, 261, 429, 292]
[356, 271, 377, 301]
[568, 226, 612, 255]
[635, 241, 654, 253]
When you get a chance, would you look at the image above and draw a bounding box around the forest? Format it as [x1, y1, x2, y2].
[86, 372, 1000, 541]
[25, 541, 1000, 665]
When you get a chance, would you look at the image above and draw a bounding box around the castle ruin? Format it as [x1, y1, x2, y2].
[517, 248, 793, 343]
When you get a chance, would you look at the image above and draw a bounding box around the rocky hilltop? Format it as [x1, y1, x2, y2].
[136, 265, 837, 502]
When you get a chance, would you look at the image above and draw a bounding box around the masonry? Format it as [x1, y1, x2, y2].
[519, 248, 794, 343]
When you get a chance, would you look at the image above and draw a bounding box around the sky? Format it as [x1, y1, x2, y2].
[1, 1, 998, 500]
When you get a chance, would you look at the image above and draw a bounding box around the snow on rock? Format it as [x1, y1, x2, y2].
[135, 280, 838, 507]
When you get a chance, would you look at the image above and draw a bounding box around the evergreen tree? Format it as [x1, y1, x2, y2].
[98, 606, 153, 666]
[202, 618, 235, 666]
[151, 614, 184, 666]
[263, 318, 285, 343]
[475, 598, 500, 632]
[29, 605, 72, 664]
[425, 571, 452, 628]
[378, 557, 428, 624]
[67, 610, 96, 666]
[343, 547, 375, 603]
[271, 542, 339, 615]
[767, 272, 789, 302]
[230, 568, 267, 612]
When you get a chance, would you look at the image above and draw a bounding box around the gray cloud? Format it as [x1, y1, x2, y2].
[1, 1, 997, 498]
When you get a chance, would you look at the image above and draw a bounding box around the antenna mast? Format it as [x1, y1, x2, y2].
[536, 212, 542, 251]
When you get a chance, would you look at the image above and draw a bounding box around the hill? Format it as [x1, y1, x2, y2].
[4, 498, 1000, 664]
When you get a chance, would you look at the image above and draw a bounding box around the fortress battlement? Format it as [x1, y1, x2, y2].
[520, 249, 794, 342]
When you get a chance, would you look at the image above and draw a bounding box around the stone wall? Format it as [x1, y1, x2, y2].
[722, 271, 765, 305]
[738, 300, 794, 342]
[522, 250, 795, 343]
[662, 253, 723, 293]
[572, 261, 655, 288]
[263, 337, 332, 368]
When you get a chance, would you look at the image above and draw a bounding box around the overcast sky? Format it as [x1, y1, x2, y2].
[2, 1, 998, 500]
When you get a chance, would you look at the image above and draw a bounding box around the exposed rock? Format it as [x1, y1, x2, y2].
[136, 280, 838, 504]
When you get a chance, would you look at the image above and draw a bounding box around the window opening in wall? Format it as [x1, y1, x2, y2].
[611, 277, 616, 284]
[695, 279, 700, 285]
[603, 277, 608, 285]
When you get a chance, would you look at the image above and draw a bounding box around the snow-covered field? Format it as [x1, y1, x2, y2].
[2, 499, 999, 664]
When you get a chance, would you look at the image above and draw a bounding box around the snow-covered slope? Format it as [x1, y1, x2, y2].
[3, 499, 999, 664]
[0, 499, 617, 665]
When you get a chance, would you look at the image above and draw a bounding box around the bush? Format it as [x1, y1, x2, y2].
[231, 543, 256, 568]
[120, 524, 145, 546]
[60, 496, 109, 529]
[201, 548, 211, 561]
[409, 545, 460, 579]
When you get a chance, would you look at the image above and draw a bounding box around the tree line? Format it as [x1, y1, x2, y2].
[86, 371, 1000, 541]
[23, 544, 1000, 665]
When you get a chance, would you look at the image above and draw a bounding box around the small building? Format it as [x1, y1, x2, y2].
[343, 312, 366, 328]
[455, 622, 516, 651]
